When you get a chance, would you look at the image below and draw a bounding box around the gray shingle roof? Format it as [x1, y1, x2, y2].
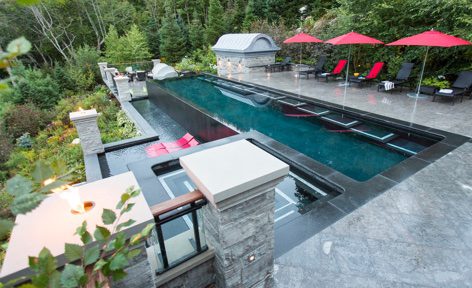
[212, 33, 280, 53]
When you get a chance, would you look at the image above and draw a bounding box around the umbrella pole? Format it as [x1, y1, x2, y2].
[408, 46, 429, 98]
[339, 44, 351, 87]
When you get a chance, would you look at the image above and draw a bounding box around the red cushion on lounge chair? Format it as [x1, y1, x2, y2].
[366, 62, 384, 79]
[146, 146, 170, 157]
[332, 59, 348, 75]
[182, 139, 199, 148]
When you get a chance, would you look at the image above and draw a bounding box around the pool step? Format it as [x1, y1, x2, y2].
[321, 113, 360, 128]
[296, 104, 330, 116]
[246, 88, 286, 100]
[386, 138, 426, 155]
[278, 98, 306, 107]
[213, 80, 253, 95]
[350, 124, 397, 143]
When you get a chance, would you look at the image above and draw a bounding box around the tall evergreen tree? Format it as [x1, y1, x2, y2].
[121, 24, 152, 62]
[206, 0, 225, 45]
[189, 11, 205, 49]
[242, 0, 256, 31]
[144, 17, 160, 57]
[104, 25, 124, 63]
[159, 1, 188, 63]
[228, 0, 246, 32]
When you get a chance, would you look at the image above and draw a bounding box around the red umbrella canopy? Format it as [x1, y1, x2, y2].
[386, 30, 472, 47]
[325, 31, 384, 45]
[283, 32, 323, 43]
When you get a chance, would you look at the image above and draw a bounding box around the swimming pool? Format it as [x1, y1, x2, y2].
[146, 75, 438, 181]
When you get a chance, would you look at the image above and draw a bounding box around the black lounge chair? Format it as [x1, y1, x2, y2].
[298, 56, 327, 79]
[377, 62, 414, 92]
[432, 71, 472, 105]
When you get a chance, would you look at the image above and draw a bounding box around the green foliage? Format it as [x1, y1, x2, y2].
[175, 46, 217, 73]
[206, 0, 225, 45]
[1, 88, 137, 188]
[422, 77, 450, 89]
[2, 162, 154, 287]
[105, 25, 152, 64]
[242, 0, 257, 31]
[11, 69, 61, 109]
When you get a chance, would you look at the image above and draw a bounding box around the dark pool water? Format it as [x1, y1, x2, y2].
[151, 77, 408, 181]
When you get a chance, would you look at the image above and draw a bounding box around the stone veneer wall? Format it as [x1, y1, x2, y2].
[216, 53, 275, 75]
[203, 186, 276, 287]
[112, 243, 156, 288]
[157, 256, 215, 288]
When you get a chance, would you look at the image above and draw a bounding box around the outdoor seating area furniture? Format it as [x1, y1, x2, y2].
[136, 71, 147, 81]
[316, 59, 348, 81]
[298, 56, 327, 79]
[265, 57, 292, 73]
[378, 62, 414, 92]
[145, 133, 199, 158]
[432, 71, 472, 105]
[349, 62, 385, 87]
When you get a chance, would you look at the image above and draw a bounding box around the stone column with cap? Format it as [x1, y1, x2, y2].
[151, 59, 161, 68]
[98, 62, 108, 82]
[114, 76, 131, 102]
[103, 67, 117, 85]
[69, 109, 104, 155]
[180, 140, 289, 287]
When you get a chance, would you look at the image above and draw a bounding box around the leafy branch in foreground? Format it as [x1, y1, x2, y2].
[4, 186, 154, 288]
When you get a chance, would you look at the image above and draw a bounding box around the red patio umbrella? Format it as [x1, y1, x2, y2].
[387, 29, 472, 98]
[325, 32, 384, 86]
[283, 32, 323, 66]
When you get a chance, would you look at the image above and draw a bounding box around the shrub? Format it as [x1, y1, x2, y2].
[0, 131, 13, 163]
[51, 64, 76, 93]
[12, 68, 61, 109]
[2, 104, 51, 138]
[422, 77, 450, 89]
[175, 46, 217, 73]
[16, 133, 33, 148]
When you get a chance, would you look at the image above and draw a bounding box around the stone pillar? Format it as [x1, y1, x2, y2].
[180, 140, 289, 288]
[104, 67, 117, 85]
[152, 59, 161, 68]
[98, 62, 108, 81]
[114, 76, 131, 102]
[69, 109, 104, 155]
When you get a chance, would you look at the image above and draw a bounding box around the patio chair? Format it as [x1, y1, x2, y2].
[136, 71, 146, 81]
[377, 62, 414, 92]
[145, 133, 199, 157]
[349, 62, 385, 87]
[316, 59, 348, 82]
[298, 56, 327, 79]
[432, 71, 472, 105]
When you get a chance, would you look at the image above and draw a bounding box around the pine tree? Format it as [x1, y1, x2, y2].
[228, 0, 246, 32]
[242, 0, 256, 32]
[121, 24, 152, 62]
[104, 25, 123, 63]
[159, 1, 189, 63]
[205, 0, 225, 45]
[144, 17, 160, 57]
[189, 11, 204, 49]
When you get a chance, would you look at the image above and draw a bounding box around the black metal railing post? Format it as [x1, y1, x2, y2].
[190, 203, 202, 252]
[154, 215, 169, 269]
